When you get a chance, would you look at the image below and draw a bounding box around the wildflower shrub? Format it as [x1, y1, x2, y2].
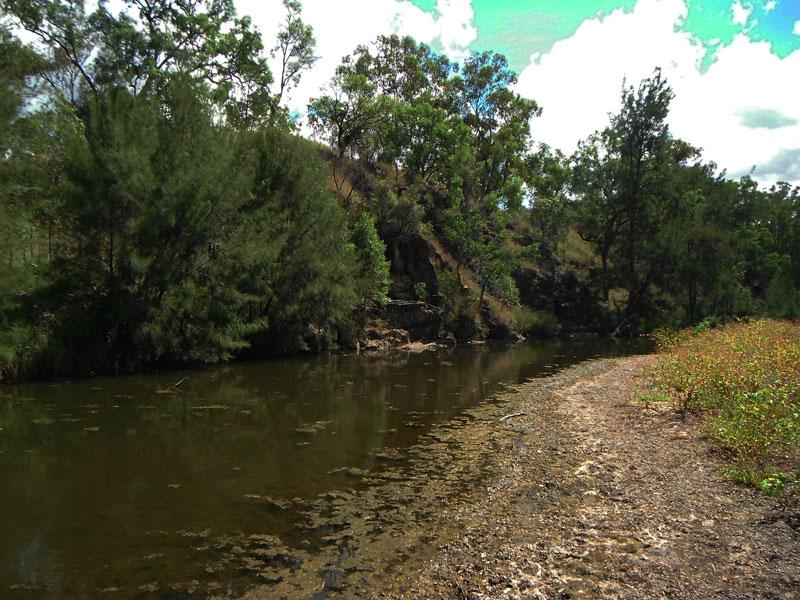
[649, 320, 800, 496]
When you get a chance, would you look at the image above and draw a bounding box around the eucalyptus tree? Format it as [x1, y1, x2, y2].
[270, 0, 317, 125]
[524, 144, 573, 257]
[308, 35, 464, 200]
[310, 40, 541, 309]
[444, 51, 540, 307]
[2, 0, 274, 126]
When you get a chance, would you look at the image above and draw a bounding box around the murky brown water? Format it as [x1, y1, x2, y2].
[0, 340, 649, 598]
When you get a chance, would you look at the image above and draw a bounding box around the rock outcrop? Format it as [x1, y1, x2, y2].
[382, 300, 443, 341]
[385, 233, 440, 302]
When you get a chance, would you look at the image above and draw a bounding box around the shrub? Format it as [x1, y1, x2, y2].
[514, 308, 559, 338]
[648, 319, 800, 500]
[489, 272, 520, 306]
[414, 281, 429, 302]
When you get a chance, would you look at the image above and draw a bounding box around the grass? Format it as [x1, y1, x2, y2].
[556, 228, 598, 271]
[514, 307, 559, 338]
[644, 319, 800, 502]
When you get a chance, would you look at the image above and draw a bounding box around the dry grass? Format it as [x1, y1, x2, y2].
[557, 228, 598, 270]
[427, 236, 519, 329]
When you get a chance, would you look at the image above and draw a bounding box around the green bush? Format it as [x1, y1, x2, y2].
[514, 308, 558, 338]
[414, 281, 429, 302]
[489, 272, 520, 306]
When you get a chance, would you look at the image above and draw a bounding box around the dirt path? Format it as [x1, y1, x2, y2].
[392, 356, 800, 599]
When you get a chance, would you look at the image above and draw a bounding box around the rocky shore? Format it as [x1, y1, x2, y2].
[386, 356, 800, 599]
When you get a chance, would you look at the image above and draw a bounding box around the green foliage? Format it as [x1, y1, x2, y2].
[525, 144, 573, 253]
[25, 82, 254, 371]
[367, 178, 425, 238]
[351, 213, 390, 307]
[438, 268, 474, 320]
[513, 308, 558, 338]
[2, 6, 800, 378]
[0, 2, 364, 378]
[766, 256, 798, 319]
[489, 272, 520, 306]
[413, 282, 429, 302]
[2, 0, 278, 127]
[634, 391, 670, 410]
[571, 68, 800, 333]
[649, 320, 800, 499]
[573, 69, 694, 329]
[245, 128, 358, 354]
[270, 0, 317, 125]
[692, 317, 713, 335]
[757, 471, 800, 499]
[310, 37, 536, 319]
[0, 77, 357, 376]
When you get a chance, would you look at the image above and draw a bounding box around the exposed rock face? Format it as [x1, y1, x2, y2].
[382, 300, 443, 341]
[361, 327, 410, 352]
[450, 314, 484, 344]
[385, 233, 440, 302]
[381, 231, 532, 343]
[480, 306, 524, 341]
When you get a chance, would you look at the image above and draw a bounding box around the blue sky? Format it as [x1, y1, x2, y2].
[235, 0, 800, 186]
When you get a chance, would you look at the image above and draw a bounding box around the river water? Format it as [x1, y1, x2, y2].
[0, 340, 648, 598]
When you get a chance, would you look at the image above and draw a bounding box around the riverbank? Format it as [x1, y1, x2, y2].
[389, 356, 800, 599]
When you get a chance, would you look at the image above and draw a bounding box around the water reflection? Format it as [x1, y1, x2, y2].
[0, 339, 648, 598]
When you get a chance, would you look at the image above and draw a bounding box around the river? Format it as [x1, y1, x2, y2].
[0, 339, 649, 598]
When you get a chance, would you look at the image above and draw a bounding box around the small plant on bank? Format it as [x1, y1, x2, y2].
[757, 471, 800, 498]
[414, 282, 429, 302]
[634, 390, 670, 411]
[691, 317, 714, 336]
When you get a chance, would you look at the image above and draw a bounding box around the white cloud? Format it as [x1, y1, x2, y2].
[731, 1, 751, 26]
[764, 1, 777, 12]
[794, 20, 800, 35]
[234, 0, 476, 121]
[517, 0, 695, 155]
[435, 0, 477, 61]
[517, 0, 800, 186]
[227, 0, 799, 185]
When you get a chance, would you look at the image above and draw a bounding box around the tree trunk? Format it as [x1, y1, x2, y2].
[478, 257, 487, 309]
[108, 229, 115, 279]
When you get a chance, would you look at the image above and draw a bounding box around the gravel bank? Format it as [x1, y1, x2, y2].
[388, 356, 800, 599]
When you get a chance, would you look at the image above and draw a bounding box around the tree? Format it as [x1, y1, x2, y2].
[33, 80, 255, 371]
[243, 127, 358, 354]
[573, 69, 701, 332]
[308, 35, 473, 226]
[351, 213, 390, 314]
[311, 42, 540, 313]
[270, 0, 317, 124]
[445, 51, 539, 308]
[2, 0, 274, 125]
[525, 144, 573, 257]
[308, 69, 388, 199]
[0, 29, 50, 376]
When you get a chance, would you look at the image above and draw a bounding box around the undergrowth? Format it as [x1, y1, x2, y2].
[645, 319, 800, 506]
[514, 308, 559, 338]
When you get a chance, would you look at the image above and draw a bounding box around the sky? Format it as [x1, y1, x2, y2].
[240, 0, 800, 186]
